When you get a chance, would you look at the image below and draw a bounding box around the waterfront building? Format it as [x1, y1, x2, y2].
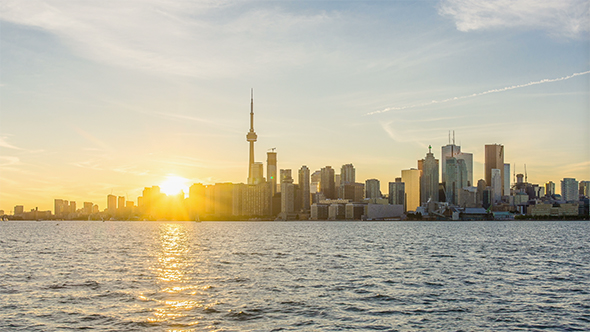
[107, 194, 117, 212]
[267, 150, 277, 196]
[485, 144, 505, 194]
[579, 181, 590, 197]
[14, 205, 24, 216]
[401, 169, 421, 212]
[503, 163, 510, 196]
[561, 178, 579, 202]
[83, 202, 93, 215]
[118, 196, 125, 210]
[491, 169, 502, 203]
[419, 146, 439, 204]
[298, 166, 311, 212]
[545, 181, 556, 196]
[365, 179, 381, 199]
[341, 182, 365, 202]
[320, 166, 336, 199]
[476, 179, 486, 208]
[388, 178, 405, 208]
[341, 164, 355, 184]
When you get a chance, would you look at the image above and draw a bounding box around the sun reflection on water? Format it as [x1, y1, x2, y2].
[141, 222, 213, 330]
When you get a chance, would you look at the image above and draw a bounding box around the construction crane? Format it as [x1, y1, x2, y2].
[524, 164, 528, 183]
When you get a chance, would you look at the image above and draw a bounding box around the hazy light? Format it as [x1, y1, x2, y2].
[159, 175, 190, 197]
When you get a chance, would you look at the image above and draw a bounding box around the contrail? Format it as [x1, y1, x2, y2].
[367, 70, 590, 115]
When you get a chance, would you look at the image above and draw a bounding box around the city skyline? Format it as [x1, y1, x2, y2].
[1, 1, 589, 212]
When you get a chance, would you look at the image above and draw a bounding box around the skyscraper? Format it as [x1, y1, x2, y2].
[389, 178, 405, 207]
[503, 163, 511, 196]
[107, 194, 117, 212]
[419, 145, 439, 204]
[320, 166, 336, 199]
[341, 164, 355, 184]
[545, 181, 556, 196]
[485, 144, 505, 194]
[561, 178, 579, 202]
[491, 168, 502, 203]
[267, 150, 277, 196]
[365, 179, 381, 199]
[246, 89, 258, 185]
[441, 132, 473, 187]
[401, 169, 421, 212]
[298, 166, 311, 212]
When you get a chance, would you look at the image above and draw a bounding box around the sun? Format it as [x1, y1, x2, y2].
[160, 175, 190, 197]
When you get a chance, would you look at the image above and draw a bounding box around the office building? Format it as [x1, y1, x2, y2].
[388, 178, 405, 207]
[579, 181, 590, 197]
[491, 168, 502, 203]
[298, 166, 311, 212]
[341, 182, 365, 202]
[401, 169, 421, 212]
[503, 163, 510, 196]
[320, 166, 336, 199]
[341, 164, 355, 184]
[485, 144, 505, 194]
[107, 194, 117, 212]
[419, 146, 439, 204]
[267, 150, 277, 196]
[561, 178, 579, 202]
[118, 196, 125, 210]
[441, 133, 473, 187]
[365, 179, 381, 199]
[546, 181, 556, 196]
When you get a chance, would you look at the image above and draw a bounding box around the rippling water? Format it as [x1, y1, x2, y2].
[1, 221, 589, 331]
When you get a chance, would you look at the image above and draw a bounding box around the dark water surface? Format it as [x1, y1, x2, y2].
[1, 221, 589, 331]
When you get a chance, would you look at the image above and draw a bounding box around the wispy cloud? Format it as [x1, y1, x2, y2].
[368, 70, 590, 115]
[0, 0, 333, 78]
[439, 0, 590, 38]
[0, 136, 23, 150]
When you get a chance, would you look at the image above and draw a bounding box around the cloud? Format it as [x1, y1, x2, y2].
[439, 0, 590, 38]
[369, 70, 590, 115]
[0, 156, 20, 166]
[0, 0, 332, 78]
[0, 136, 23, 150]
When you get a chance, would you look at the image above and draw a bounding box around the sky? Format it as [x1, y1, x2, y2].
[1, 0, 589, 212]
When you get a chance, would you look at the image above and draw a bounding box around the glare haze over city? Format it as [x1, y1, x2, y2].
[1, 0, 588, 212]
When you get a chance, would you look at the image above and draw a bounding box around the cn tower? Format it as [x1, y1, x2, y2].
[246, 89, 257, 184]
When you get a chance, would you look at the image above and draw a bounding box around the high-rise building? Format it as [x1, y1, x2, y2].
[365, 179, 381, 199]
[388, 178, 405, 207]
[14, 205, 24, 216]
[267, 150, 277, 196]
[280, 169, 292, 187]
[561, 178, 579, 202]
[545, 181, 556, 196]
[54, 199, 65, 217]
[298, 166, 311, 212]
[341, 183, 365, 202]
[320, 166, 336, 199]
[579, 181, 590, 197]
[83, 202, 93, 215]
[281, 173, 295, 216]
[341, 164, 355, 184]
[401, 169, 421, 212]
[503, 164, 511, 196]
[107, 194, 117, 212]
[419, 146, 439, 204]
[491, 169, 502, 203]
[476, 179, 486, 207]
[246, 89, 258, 185]
[441, 134, 473, 187]
[445, 158, 467, 205]
[118, 196, 125, 210]
[485, 144, 505, 194]
[251, 162, 264, 185]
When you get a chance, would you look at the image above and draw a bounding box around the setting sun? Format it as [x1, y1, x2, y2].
[159, 175, 190, 197]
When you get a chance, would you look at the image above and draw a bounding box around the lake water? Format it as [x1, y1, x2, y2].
[1, 221, 589, 331]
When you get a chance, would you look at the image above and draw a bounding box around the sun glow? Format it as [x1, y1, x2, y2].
[159, 175, 190, 196]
